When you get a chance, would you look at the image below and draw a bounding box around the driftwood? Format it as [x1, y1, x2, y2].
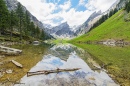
[11, 60, 23, 68]
[27, 68, 81, 77]
[0, 46, 22, 55]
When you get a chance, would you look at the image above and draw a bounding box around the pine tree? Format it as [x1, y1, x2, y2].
[16, 2, 24, 41]
[9, 10, 18, 41]
[125, 1, 130, 13]
[36, 26, 40, 38]
[109, 10, 113, 18]
[23, 11, 31, 36]
[30, 22, 36, 37]
[0, 0, 9, 35]
[40, 29, 45, 40]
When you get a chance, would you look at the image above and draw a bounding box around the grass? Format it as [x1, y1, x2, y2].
[45, 39, 68, 44]
[72, 43, 130, 85]
[0, 44, 49, 84]
[69, 10, 130, 43]
[69, 10, 130, 85]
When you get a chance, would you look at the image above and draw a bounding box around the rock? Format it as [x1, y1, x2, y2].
[6, 69, 13, 74]
[0, 72, 4, 78]
[49, 22, 76, 38]
[0, 55, 5, 58]
[103, 39, 116, 46]
[0, 69, 5, 78]
[0, 62, 4, 65]
[89, 77, 95, 80]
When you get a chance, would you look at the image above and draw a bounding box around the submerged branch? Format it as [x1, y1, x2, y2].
[27, 68, 81, 77]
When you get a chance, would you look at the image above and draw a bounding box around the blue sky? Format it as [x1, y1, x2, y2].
[17, 0, 117, 27]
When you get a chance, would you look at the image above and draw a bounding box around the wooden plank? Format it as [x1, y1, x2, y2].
[27, 68, 81, 77]
[11, 60, 23, 68]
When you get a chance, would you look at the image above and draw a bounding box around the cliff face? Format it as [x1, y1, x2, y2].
[75, 11, 102, 36]
[47, 22, 75, 38]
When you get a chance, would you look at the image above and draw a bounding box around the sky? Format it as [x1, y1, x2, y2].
[17, 0, 117, 27]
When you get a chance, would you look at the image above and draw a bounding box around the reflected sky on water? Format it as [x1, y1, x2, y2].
[15, 44, 118, 86]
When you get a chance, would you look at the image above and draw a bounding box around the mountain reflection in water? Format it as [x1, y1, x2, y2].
[15, 44, 118, 86]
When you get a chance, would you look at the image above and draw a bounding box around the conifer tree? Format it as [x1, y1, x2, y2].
[9, 10, 17, 41]
[125, 1, 130, 13]
[16, 2, 24, 41]
[40, 29, 45, 40]
[24, 10, 31, 36]
[0, 0, 9, 35]
[30, 22, 36, 37]
[36, 26, 40, 38]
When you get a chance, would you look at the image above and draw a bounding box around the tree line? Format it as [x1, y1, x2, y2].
[89, 0, 130, 31]
[89, 8, 118, 31]
[125, 0, 130, 13]
[0, 0, 45, 41]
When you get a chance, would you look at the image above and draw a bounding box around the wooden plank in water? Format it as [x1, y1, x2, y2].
[11, 60, 23, 68]
[27, 68, 81, 77]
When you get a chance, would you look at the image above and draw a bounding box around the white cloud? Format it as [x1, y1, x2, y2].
[85, 0, 117, 12]
[58, 8, 93, 26]
[59, 0, 71, 11]
[17, 0, 117, 27]
[79, 0, 87, 5]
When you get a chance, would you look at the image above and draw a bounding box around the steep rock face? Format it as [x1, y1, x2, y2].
[49, 22, 75, 38]
[83, 11, 102, 27]
[4, 0, 18, 11]
[75, 11, 102, 36]
[43, 23, 52, 29]
[117, 0, 128, 9]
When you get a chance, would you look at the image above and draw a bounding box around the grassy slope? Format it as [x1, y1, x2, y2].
[69, 10, 130, 85]
[70, 10, 130, 43]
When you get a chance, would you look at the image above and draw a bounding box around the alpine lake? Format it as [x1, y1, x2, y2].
[1, 42, 130, 86]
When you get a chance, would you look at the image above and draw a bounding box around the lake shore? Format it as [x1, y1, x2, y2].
[71, 43, 130, 86]
[0, 44, 49, 85]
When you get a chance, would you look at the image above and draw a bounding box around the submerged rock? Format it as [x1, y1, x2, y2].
[6, 69, 13, 74]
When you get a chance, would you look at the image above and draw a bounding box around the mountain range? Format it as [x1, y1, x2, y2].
[46, 22, 75, 38]
[4, 0, 126, 39]
[44, 0, 123, 38]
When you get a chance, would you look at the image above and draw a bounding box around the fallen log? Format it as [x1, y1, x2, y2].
[27, 68, 81, 77]
[11, 60, 23, 68]
[0, 46, 22, 55]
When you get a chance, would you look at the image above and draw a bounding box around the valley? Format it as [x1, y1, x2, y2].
[1, 0, 130, 86]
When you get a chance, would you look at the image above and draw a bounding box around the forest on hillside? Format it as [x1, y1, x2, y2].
[0, 0, 45, 42]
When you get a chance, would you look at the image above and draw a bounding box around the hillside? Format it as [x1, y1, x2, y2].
[69, 9, 130, 85]
[70, 10, 130, 43]
[0, 0, 50, 42]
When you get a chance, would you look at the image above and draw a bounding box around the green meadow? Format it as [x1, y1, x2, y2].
[70, 10, 130, 43]
[69, 10, 130, 85]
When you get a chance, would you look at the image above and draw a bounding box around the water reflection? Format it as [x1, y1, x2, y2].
[15, 44, 118, 86]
